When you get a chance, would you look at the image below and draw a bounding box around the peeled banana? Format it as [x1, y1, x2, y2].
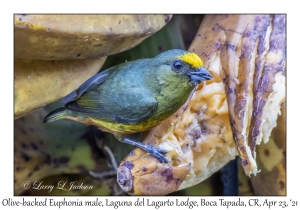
[117, 14, 286, 195]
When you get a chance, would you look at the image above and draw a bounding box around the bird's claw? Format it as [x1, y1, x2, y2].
[121, 138, 168, 163]
[145, 144, 168, 163]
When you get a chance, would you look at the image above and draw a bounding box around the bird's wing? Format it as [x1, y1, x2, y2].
[60, 69, 109, 104]
[65, 87, 158, 124]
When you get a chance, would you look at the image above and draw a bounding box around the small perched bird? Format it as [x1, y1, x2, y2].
[43, 49, 212, 163]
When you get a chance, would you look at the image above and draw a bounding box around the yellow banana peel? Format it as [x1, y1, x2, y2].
[14, 14, 172, 60]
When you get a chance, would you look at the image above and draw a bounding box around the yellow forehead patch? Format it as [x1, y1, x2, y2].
[178, 52, 203, 68]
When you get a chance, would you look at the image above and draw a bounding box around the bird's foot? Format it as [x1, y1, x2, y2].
[122, 138, 168, 163]
[142, 144, 168, 163]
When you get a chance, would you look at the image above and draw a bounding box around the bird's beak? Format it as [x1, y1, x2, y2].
[186, 67, 212, 84]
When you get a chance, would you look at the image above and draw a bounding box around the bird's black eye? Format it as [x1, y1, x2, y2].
[172, 61, 183, 70]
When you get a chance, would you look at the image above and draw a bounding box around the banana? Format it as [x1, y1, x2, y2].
[117, 14, 286, 195]
[14, 15, 171, 60]
[14, 57, 106, 119]
[250, 103, 286, 195]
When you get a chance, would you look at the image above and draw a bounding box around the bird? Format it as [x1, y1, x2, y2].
[43, 49, 212, 163]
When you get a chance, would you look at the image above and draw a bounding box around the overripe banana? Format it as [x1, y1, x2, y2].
[14, 15, 172, 60]
[117, 14, 286, 195]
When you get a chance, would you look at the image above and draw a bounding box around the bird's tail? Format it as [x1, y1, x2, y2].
[43, 107, 68, 123]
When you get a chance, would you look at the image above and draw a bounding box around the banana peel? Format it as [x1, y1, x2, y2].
[117, 155, 191, 195]
[238, 103, 286, 196]
[238, 160, 254, 196]
[192, 14, 286, 176]
[117, 15, 286, 195]
[14, 57, 106, 119]
[250, 103, 286, 195]
[14, 107, 110, 195]
[14, 14, 172, 60]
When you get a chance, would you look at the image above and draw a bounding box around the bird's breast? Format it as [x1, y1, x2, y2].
[89, 117, 163, 134]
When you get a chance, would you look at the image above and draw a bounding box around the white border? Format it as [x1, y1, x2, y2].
[2, 0, 298, 209]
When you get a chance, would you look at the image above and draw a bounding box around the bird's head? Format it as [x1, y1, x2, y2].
[151, 49, 212, 86]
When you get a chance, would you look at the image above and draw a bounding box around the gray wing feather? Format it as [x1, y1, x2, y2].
[60, 69, 109, 104]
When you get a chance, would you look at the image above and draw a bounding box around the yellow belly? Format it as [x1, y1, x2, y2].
[89, 117, 160, 134]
